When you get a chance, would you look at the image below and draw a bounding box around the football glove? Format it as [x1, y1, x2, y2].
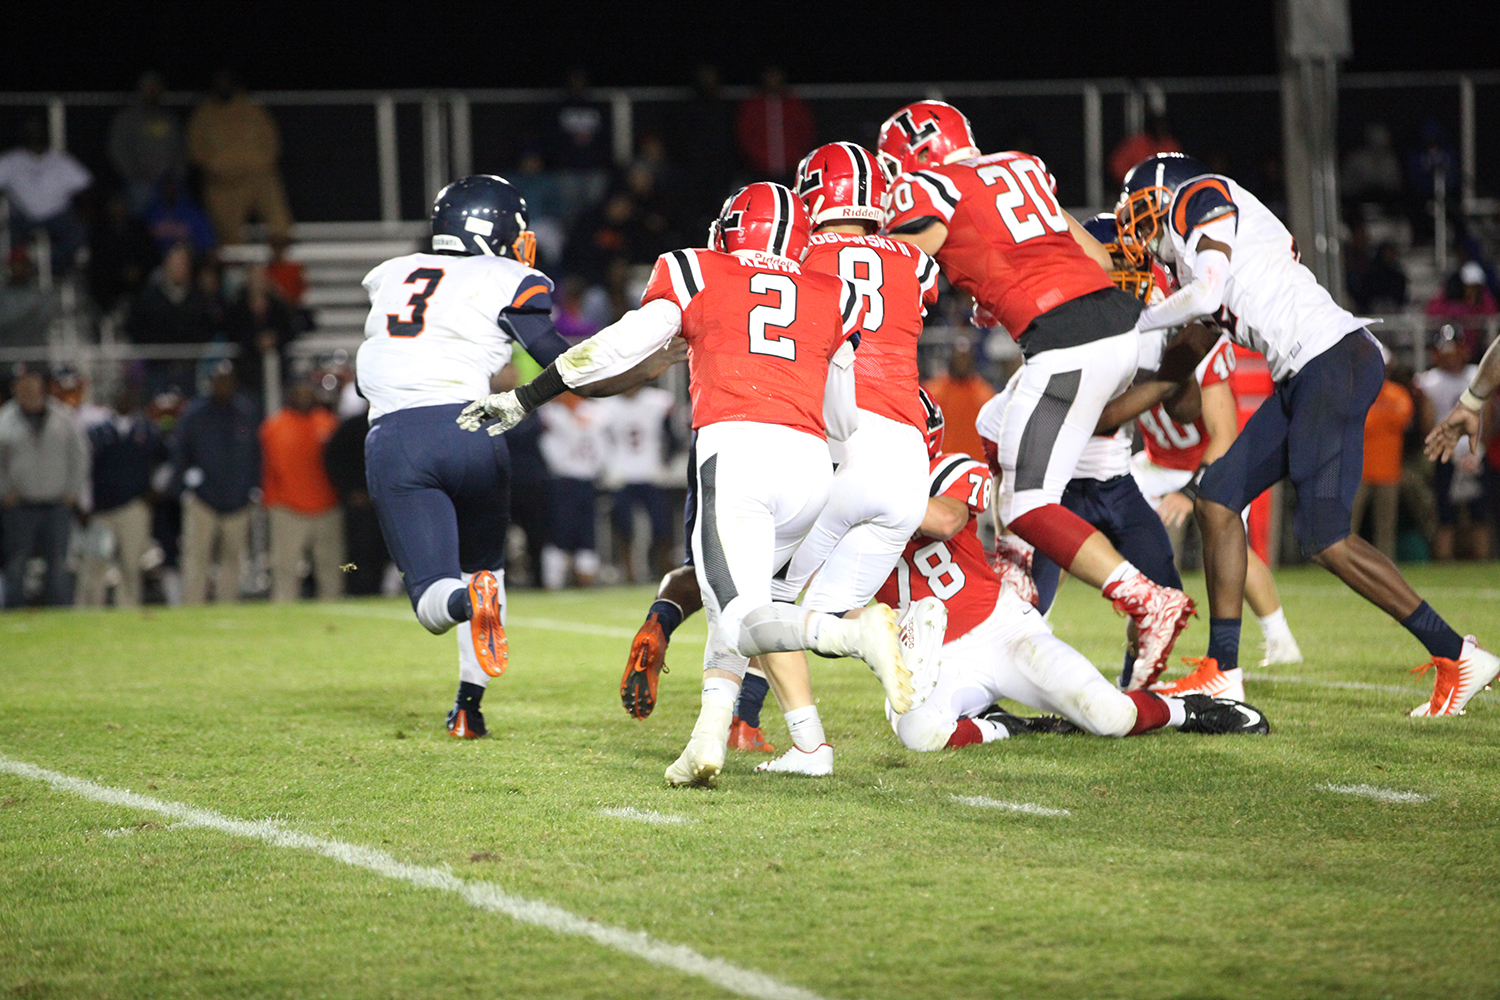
[457, 391, 526, 435]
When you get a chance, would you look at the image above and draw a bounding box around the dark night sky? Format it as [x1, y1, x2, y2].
[4, 0, 1497, 93]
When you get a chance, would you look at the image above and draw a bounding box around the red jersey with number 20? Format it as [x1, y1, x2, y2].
[1137, 334, 1237, 471]
[876, 452, 996, 643]
[885, 152, 1114, 339]
[803, 232, 940, 430]
[641, 248, 862, 438]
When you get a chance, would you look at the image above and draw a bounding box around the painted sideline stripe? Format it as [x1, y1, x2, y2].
[1317, 782, 1433, 803]
[599, 807, 691, 826]
[308, 603, 708, 643]
[1243, 672, 1416, 696]
[950, 794, 1071, 817]
[0, 754, 828, 1000]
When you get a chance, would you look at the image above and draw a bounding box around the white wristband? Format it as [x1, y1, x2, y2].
[1459, 388, 1488, 411]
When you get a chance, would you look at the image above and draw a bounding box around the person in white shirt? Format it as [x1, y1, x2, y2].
[0, 119, 92, 275]
[1414, 328, 1488, 560]
[595, 384, 677, 582]
[537, 394, 604, 588]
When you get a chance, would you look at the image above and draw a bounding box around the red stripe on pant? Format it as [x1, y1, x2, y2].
[1007, 504, 1098, 570]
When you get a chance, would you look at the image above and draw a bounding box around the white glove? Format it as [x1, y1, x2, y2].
[457, 391, 526, 434]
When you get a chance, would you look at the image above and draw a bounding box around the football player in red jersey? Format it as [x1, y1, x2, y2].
[461, 182, 935, 787]
[746, 142, 946, 777]
[876, 397, 1269, 748]
[878, 100, 1196, 690]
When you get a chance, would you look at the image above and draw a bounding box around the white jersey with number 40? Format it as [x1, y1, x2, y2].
[357, 252, 549, 420]
[1162, 174, 1367, 383]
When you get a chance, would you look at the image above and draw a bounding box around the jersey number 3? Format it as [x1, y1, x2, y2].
[386, 268, 445, 338]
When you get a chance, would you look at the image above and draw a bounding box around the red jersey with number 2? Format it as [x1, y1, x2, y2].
[641, 248, 861, 438]
[803, 232, 940, 430]
[885, 152, 1114, 338]
[1137, 334, 1237, 471]
[876, 453, 997, 643]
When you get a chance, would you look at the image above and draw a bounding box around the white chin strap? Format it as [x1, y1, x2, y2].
[941, 146, 982, 165]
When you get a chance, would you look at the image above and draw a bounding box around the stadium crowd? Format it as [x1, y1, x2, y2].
[0, 68, 1497, 609]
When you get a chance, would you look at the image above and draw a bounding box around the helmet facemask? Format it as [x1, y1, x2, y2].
[1115, 186, 1171, 267]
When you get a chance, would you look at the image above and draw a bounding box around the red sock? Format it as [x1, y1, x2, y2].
[1007, 506, 1098, 569]
[946, 718, 985, 747]
[1126, 690, 1170, 736]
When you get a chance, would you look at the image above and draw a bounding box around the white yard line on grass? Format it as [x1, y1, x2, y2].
[309, 603, 707, 643]
[950, 794, 1071, 817]
[1243, 672, 1417, 696]
[0, 754, 827, 1000]
[1316, 782, 1433, 803]
[598, 807, 691, 826]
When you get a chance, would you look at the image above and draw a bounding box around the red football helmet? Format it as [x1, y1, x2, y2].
[794, 142, 888, 227]
[877, 101, 981, 180]
[919, 387, 945, 459]
[708, 182, 811, 261]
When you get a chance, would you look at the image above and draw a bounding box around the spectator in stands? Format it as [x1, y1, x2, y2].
[1405, 119, 1459, 247]
[187, 69, 293, 246]
[1415, 328, 1489, 560]
[551, 68, 612, 222]
[88, 192, 159, 314]
[77, 385, 168, 607]
[323, 408, 389, 596]
[504, 408, 552, 588]
[174, 362, 259, 603]
[0, 119, 92, 277]
[1345, 227, 1409, 314]
[552, 276, 605, 340]
[261, 380, 342, 601]
[0, 365, 89, 607]
[921, 337, 994, 461]
[1425, 261, 1498, 362]
[1109, 113, 1180, 186]
[512, 150, 565, 272]
[596, 383, 677, 582]
[142, 175, 217, 257]
[226, 262, 297, 404]
[735, 66, 815, 182]
[108, 71, 185, 214]
[1340, 122, 1403, 219]
[1352, 359, 1414, 560]
[564, 191, 639, 285]
[538, 394, 602, 588]
[264, 235, 307, 309]
[129, 242, 216, 345]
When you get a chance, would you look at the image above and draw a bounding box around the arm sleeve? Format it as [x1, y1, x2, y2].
[498, 273, 570, 367]
[915, 250, 941, 307]
[556, 299, 683, 388]
[1136, 246, 1230, 332]
[885, 170, 956, 234]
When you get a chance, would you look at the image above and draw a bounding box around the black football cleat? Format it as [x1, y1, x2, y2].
[1176, 694, 1270, 735]
[975, 704, 1082, 736]
[447, 705, 488, 739]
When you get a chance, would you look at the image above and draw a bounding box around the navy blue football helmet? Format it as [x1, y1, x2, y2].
[431, 175, 536, 265]
[1082, 212, 1155, 302]
[1115, 152, 1210, 266]
[1081, 212, 1120, 245]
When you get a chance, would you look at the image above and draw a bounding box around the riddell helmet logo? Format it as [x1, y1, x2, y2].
[894, 109, 940, 144]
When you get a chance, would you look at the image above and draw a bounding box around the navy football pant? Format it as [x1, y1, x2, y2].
[364, 403, 510, 607]
[1033, 474, 1182, 614]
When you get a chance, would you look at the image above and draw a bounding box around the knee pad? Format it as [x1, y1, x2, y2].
[1075, 682, 1136, 738]
[894, 705, 956, 752]
[735, 603, 808, 657]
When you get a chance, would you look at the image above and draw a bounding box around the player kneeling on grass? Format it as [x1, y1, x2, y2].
[875, 408, 1269, 750]
[460, 182, 940, 786]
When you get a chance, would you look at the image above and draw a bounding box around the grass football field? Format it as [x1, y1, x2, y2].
[2, 564, 1498, 1000]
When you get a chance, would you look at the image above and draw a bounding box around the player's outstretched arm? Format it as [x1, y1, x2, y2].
[1425, 335, 1500, 462]
[1136, 235, 1233, 332]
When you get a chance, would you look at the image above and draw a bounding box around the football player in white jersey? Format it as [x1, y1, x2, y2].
[1118, 153, 1499, 716]
[359, 175, 675, 739]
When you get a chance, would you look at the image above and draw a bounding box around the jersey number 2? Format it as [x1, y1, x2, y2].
[386, 268, 445, 337]
[747, 273, 797, 360]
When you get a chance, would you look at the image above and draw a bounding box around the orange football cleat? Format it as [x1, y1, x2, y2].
[1151, 656, 1246, 702]
[1410, 636, 1500, 717]
[468, 571, 508, 677]
[727, 717, 776, 752]
[446, 707, 487, 739]
[621, 616, 669, 719]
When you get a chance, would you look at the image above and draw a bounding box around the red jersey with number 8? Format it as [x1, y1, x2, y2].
[885, 152, 1114, 338]
[641, 248, 861, 438]
[875, 452, 997, 642]
[803, 232, 940, 430]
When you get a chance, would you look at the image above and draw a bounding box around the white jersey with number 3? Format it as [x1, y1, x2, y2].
[357, 252, 548, 420]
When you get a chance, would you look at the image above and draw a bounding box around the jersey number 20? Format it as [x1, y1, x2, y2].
[386, 268, 445, 338]
[977, 161, 1067, 244]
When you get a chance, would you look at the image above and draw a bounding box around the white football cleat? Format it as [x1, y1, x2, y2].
[1259, 632, 1304, 667]
[664, 700, 733, 787]
[1410, 635, 1500, 717]
[897, 597, 946, 713]
[858, 603, 914, 714]
[754, 743, 833, 776]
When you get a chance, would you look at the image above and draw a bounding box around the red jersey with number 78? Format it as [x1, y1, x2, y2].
[641, 247, 863, 438]
[875, 452, 997, 642]
[885, 152, 1114, 338]
[802, 232, 940, 430]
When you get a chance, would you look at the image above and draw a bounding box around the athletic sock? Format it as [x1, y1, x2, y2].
[1163, 696, 1189, 729]
[970, 717, 1009, 742]
[455, 680, 485, 711]
[1256, 606, 1290, 641]
[447, 587, 473, 623]
[648, 599, 685, 640]
[1206, 618, 1242, 673]
[1401, 601, 1464, 660]
[1100, 561, 1141, 595]
[1125, 690, 1171, 735]
[736, 672, 770, 728]
[783, 705, 827, 752]
[946, 718, 989, 747]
